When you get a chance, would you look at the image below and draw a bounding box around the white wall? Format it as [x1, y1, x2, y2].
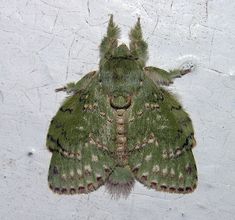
[1, 1, 235, 219]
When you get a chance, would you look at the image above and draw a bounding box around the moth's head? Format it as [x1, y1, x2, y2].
[99, 16, 147, 94]
[113, 44, 131, 58]
[99, 15, 148, 66]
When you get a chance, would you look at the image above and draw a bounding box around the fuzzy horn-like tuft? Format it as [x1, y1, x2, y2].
[129, 17, 148, 66]
[100, 15, 120, 58]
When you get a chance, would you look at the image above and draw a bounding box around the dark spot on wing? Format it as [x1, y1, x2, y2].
[59, 107, 73, 113]
[53, 166, 59, 175]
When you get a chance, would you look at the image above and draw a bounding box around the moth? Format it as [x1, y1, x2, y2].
[47, 15, 197, 198]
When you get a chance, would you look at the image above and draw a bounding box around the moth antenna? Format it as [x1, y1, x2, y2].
[100, 14, 120, 58]
[129, 17, 148, 66]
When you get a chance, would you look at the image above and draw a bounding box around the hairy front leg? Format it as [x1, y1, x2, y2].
[55, 82, 76, 93]
[144, 63, 195, 86]
[55, 71, 97, 94]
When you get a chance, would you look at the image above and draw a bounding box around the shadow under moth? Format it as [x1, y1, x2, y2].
[47, 15, 197, 198]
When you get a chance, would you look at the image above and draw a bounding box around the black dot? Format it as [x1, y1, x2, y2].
[27, 151, 33, 156]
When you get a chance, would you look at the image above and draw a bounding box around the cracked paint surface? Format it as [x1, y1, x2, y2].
[0, 0, 235, 220]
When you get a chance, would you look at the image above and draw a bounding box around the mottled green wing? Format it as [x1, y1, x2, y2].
[127, 76, 197, 193]
[47, 74, 116, 194]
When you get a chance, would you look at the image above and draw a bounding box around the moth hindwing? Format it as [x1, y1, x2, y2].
[47, 15, 197, 198]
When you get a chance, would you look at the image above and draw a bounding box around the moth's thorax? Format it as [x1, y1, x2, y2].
[99, 55, 144, 97]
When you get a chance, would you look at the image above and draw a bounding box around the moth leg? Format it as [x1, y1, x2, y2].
[100, 15, 120, 58]
[129, 18, 148, 66]
[55, 70, 97, 94]
[55, 82, 76, 94]
[144, 66, 172, 86]
[144, 65, 194, 86]
[169, 66, 194, 79]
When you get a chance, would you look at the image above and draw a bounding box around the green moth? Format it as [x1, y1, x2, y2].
[47, 15, 197, 198]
